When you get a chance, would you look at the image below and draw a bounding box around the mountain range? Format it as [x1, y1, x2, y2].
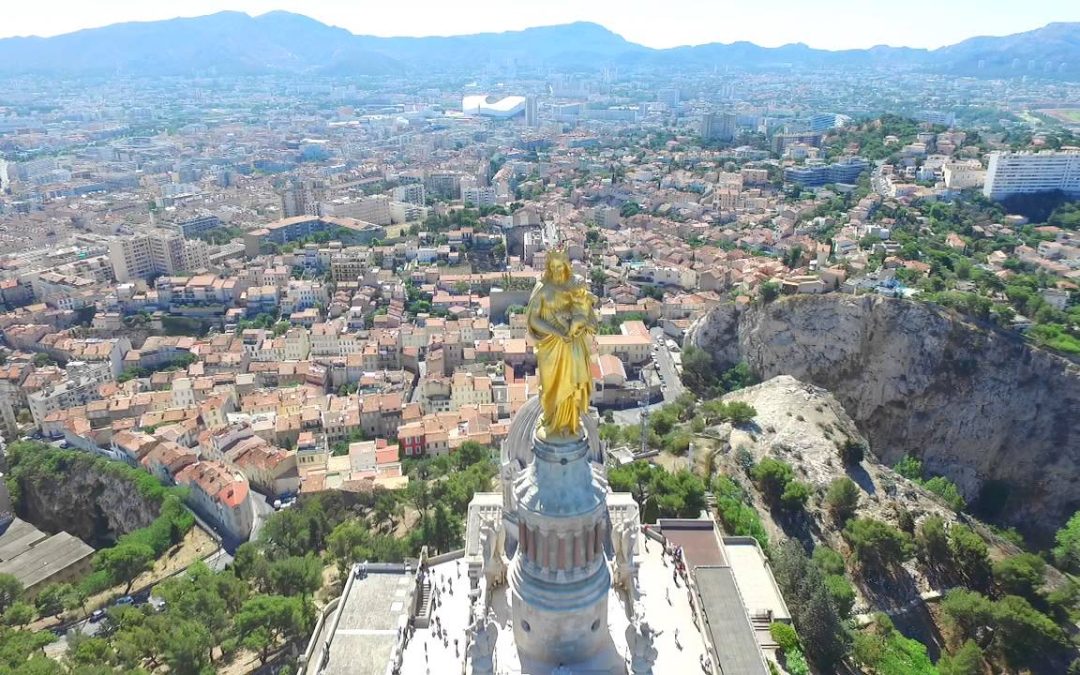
[0, 11, 1077, 80]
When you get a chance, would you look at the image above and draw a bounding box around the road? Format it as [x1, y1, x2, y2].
[46, 589, 155, 658]
[871, 162, 889, 197]
[248, 489, 277, 545]
[610, 329, 685, 427]
[650, 327, 686, 402]
[45, 545, 234, 659]
[203, 547, 234, 571]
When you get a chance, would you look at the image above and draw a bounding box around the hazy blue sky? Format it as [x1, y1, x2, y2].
[2, 0, 1078, 50]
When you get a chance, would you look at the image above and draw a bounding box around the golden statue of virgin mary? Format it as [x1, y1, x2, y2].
[525, 250, 598, 440]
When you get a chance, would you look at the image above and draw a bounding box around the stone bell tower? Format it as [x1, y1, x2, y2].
[508, 428, 611, 665]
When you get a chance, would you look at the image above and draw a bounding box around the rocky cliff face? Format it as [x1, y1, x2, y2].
[17, 464, 162, 547]
[688, 294, 1080, 539]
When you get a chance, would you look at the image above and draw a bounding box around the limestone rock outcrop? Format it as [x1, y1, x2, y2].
[15, 461, 163, 546]
[688, 294, 1080, 538]
[710, 375, 963, 546]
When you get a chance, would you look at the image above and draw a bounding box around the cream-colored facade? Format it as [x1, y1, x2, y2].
[109, 230, 209, 282]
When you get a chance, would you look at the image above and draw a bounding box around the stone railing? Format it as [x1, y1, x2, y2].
[298, 595, 340, 675]
[299, 564, 358, 675]
[425, 548, 466, 566]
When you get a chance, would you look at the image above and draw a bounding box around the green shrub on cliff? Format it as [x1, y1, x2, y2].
[4, 441, 195, 596]
[1027, 323, 1080, 355]
[713, 475, 770, 549]
[771, 540, 850, 669]
[608, 461, 706, 520]
[894, 454, 923, 481]
[844, 518, 914, 571]
[680, 347, 759, 398]
[941, 589, 1068, 668]
[4, 440, 173, 506]
[752, 458, 796, 503]
[924, 476, 967, 512]
[852, 613, 938, 675]
[118, 494, 195, 557]
[1053, 511, 1080, 573]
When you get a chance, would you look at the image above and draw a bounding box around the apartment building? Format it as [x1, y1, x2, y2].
[327, 195, 392, 225]
[243, 216, 384, 257]
[595, 334, 651, 366]
[172, 214, 223, 239]
[741, 168, 769, 185]
[807, 113, 851, 132]
[281, 179, 325, 218]
[38, 335, 131, 377]
[109, 229, 209, 282]
[450, 371, 493, 410]
[390, 200, 429, 224]
[0, 362, 29, 440]
[700, 112, 737, 142]
[632, 264, 699, 290]
[281, 280, 328, 314]
[943, 161, 987, 190]
[784, 157, 869, 187]
[27, 361, 113, 429]
[392, 183, 426, 205]
[155, 274, 237, 306]
[426, 171, 464, 200]
[462, 185, 498, 207]
[397, 407, 503, 457]
[983, 151, 1080, 199]
[329, 249, 374, 283]
[774, 132, 823, 154]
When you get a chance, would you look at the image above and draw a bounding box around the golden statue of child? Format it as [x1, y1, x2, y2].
[525, 250, 598, 441]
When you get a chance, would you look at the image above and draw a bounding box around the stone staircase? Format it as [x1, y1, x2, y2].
[414, 578, 433, 627]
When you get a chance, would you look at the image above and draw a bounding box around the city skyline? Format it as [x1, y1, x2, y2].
[1, 0, 1079, 669]
[2, 0, 1078, 51]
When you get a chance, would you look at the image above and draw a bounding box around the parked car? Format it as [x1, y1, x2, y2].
[114, 596, 134, 606]
[89, 609, 107, 623]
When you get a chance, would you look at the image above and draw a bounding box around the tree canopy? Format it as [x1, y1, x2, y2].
[608, 461, 705, 521]
[843, 518, 914, 572]
[771, 540, 849, 669]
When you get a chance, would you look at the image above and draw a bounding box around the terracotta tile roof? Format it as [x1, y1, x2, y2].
[175, 460, 249, 508]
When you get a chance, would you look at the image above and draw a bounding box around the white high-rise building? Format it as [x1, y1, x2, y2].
[281, 179, 325, 217]
[109, 230, 209, 282]
[392, 183, 426, 205]
[462, 185, 498, 207]
[983, 151, 1080, 200]
[327, 195, 392, 225]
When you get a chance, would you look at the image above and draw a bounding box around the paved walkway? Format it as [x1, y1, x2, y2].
[324, 571, 411, 675]
[395, 534, 714, 674]
[635, 534, 713, 673]
[400, 559, 473, 675]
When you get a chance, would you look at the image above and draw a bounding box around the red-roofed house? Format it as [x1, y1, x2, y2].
[174, 461, 253, 542]
[141, 440, 198, 483]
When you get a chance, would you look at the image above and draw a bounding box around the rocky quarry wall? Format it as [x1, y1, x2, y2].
[16, 463, 162, 547]
[687, 294, 1080, 539]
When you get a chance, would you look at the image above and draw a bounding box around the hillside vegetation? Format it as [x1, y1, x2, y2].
[660, 376, 1080, 674]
